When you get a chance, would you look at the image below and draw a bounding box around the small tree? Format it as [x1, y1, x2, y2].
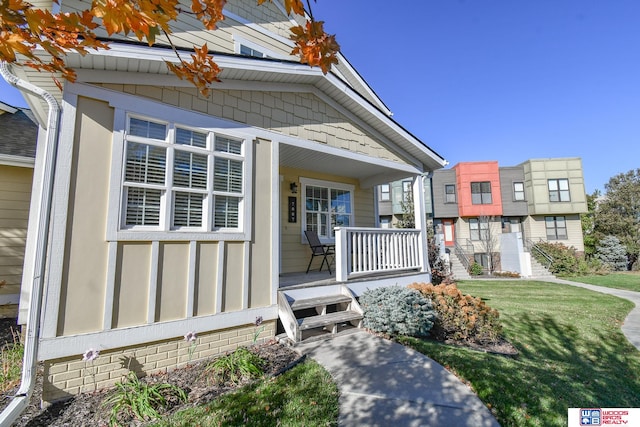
[595, 235, 628, 271]
[477, 216, 498, 274]
[397, 188, 415, 229]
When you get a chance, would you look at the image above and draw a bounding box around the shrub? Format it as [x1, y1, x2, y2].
[104, 371, 187, 426]
[428, 238, 453, 285]
[360, 286, 435, 337]
[469, 262, 484, 276]
[532, 241, 590, 276]
[493, 271, 521, 278]
[205, 347, 265, 385]
[409, 282, 502, 344]
[595, 235, 628, 271]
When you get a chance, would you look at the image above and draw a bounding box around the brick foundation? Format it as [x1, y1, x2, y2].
[41, 320, 275, 404]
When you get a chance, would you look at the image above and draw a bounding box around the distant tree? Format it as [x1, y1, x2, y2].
[397, 187, 415, 229]
[595, 235, 628, 271]
[477, 215, 498, 274]
[594, 169, 640, 270]
[581, 190, 600, 258]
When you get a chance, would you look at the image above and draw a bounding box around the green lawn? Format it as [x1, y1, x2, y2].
[399, 280, 640, 427]
[150, 359, 339, 426]
[565, 272, 640, 292]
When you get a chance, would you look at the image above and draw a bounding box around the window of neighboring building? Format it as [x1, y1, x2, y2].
[445, 184, 456, 203]
[548, 178, 570, 202]
[545, 216, 567, 240]
[474, 253, 489, 268]
[502, 217, 522, 234]
[380, 184, 390, 201]
[402, 180, 412, 202]
[471, 181, 492, 204]
[469, 217, 489, 241]
[302, 178, 354, 240]
[122, 116, 247, 231]
[379, 216, 392, 228]
[513, 182, 525, 201]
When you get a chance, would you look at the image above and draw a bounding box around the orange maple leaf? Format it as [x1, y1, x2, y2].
[290, 20, 339, 74]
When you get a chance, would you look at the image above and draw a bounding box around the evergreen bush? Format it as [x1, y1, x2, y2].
[595, 235, 629, 271]
[360, 286, 435, 337]
[469, 262, 484, 276]
[410, 283, 503, 344]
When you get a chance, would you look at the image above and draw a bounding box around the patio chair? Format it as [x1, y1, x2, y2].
[304, 230, 335, 274]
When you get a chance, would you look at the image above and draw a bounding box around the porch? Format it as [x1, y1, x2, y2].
[277, 227, 431, 343]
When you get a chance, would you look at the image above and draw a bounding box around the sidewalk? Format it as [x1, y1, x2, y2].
[296, 330, 500, 427]
[542, 277, 640, 351]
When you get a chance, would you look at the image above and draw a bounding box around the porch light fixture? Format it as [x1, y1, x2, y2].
[290, 182, 298, 194]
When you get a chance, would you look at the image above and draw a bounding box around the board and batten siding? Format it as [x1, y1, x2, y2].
[0, 165, 33, 309]
[50, 95, 274, 338]
[524, 214, 585, 253]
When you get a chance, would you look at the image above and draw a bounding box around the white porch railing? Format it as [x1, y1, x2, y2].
[335, 227, 424, 281]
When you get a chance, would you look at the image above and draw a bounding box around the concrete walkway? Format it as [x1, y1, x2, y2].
[542, 277, 640, 351]
[296, 330, 500, 427]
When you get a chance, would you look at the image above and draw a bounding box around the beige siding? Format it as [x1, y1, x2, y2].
[223, 242, 244, 311]
[114, 243, 151, 328]
[249, 138, 273, 308]
[58, 97, 113, 335]
[99, 84, 405, 165]
[280, 166, 373, 274]
[157, 243, 189, 321]
[195, 242, 219, 316]
[0, 166, 32, 295]
[524, 214, 585, 252]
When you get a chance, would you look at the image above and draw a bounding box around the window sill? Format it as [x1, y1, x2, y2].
[109, 230, 248, 242]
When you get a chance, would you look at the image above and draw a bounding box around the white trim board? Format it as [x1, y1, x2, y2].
[37, 305, 278, 360]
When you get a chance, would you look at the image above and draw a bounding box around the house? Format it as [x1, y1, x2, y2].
[2, 0, 447, 405]
[0, 102, 37, 318]
[380, 157, 588, 276]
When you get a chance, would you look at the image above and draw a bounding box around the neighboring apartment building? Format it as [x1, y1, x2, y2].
[0, 101, 37, 317]
[379, 157, 588, 274]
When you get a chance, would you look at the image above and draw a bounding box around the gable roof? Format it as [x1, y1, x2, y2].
[0, 102, 38, 160]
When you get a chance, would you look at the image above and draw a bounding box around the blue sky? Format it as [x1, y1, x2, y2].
[2, 0, 638, 193]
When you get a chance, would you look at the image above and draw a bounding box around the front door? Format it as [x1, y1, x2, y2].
[443, 219, 454, 246]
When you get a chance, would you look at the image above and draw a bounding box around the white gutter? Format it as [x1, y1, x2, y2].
[0, 62, 60, 427]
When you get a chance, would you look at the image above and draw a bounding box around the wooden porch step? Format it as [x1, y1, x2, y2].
[298, 310, 363, 331]
[289, 294, 353, 311]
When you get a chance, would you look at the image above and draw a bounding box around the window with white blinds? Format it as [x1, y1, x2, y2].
[122, 116, 246, 231]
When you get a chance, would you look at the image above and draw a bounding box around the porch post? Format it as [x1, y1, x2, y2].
[335, 227, 348, 281]
[412, 175, 430, 275]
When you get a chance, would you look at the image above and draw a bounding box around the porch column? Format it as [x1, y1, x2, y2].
[412, 175, 430, 274]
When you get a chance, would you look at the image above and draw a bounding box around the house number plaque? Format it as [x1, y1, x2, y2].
[288, 197, 297, 223]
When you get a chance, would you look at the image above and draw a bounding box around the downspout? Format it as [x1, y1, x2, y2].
[0, 62, 60, 426]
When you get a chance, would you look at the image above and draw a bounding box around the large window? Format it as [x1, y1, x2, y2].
[122, 116, 246, 232]
[402, 180, 412, 202]
[302, 179, 354, 240]
[471, 181, 492, 204]
[445, 184, 456, 203]
[548, 178, 570, 202]
[513, 182, 525, 201]
[545, 216, 567, 240]
[469, 217, 489, 241]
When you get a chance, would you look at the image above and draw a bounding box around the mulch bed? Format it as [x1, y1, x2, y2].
[1, 329, 302, 427]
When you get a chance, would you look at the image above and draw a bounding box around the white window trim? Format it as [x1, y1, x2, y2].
[107, 104, 254, 242]
[300, 177, 355, 244]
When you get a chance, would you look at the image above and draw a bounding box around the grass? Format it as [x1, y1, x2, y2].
[398, 280, 640, 427]
[564, 271, 640, 292]
[0, 329, 23, 392]
[150, 359, 339, 426]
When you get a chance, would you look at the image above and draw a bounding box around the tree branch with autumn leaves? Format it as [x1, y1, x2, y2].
[0, 0, 339, 96]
